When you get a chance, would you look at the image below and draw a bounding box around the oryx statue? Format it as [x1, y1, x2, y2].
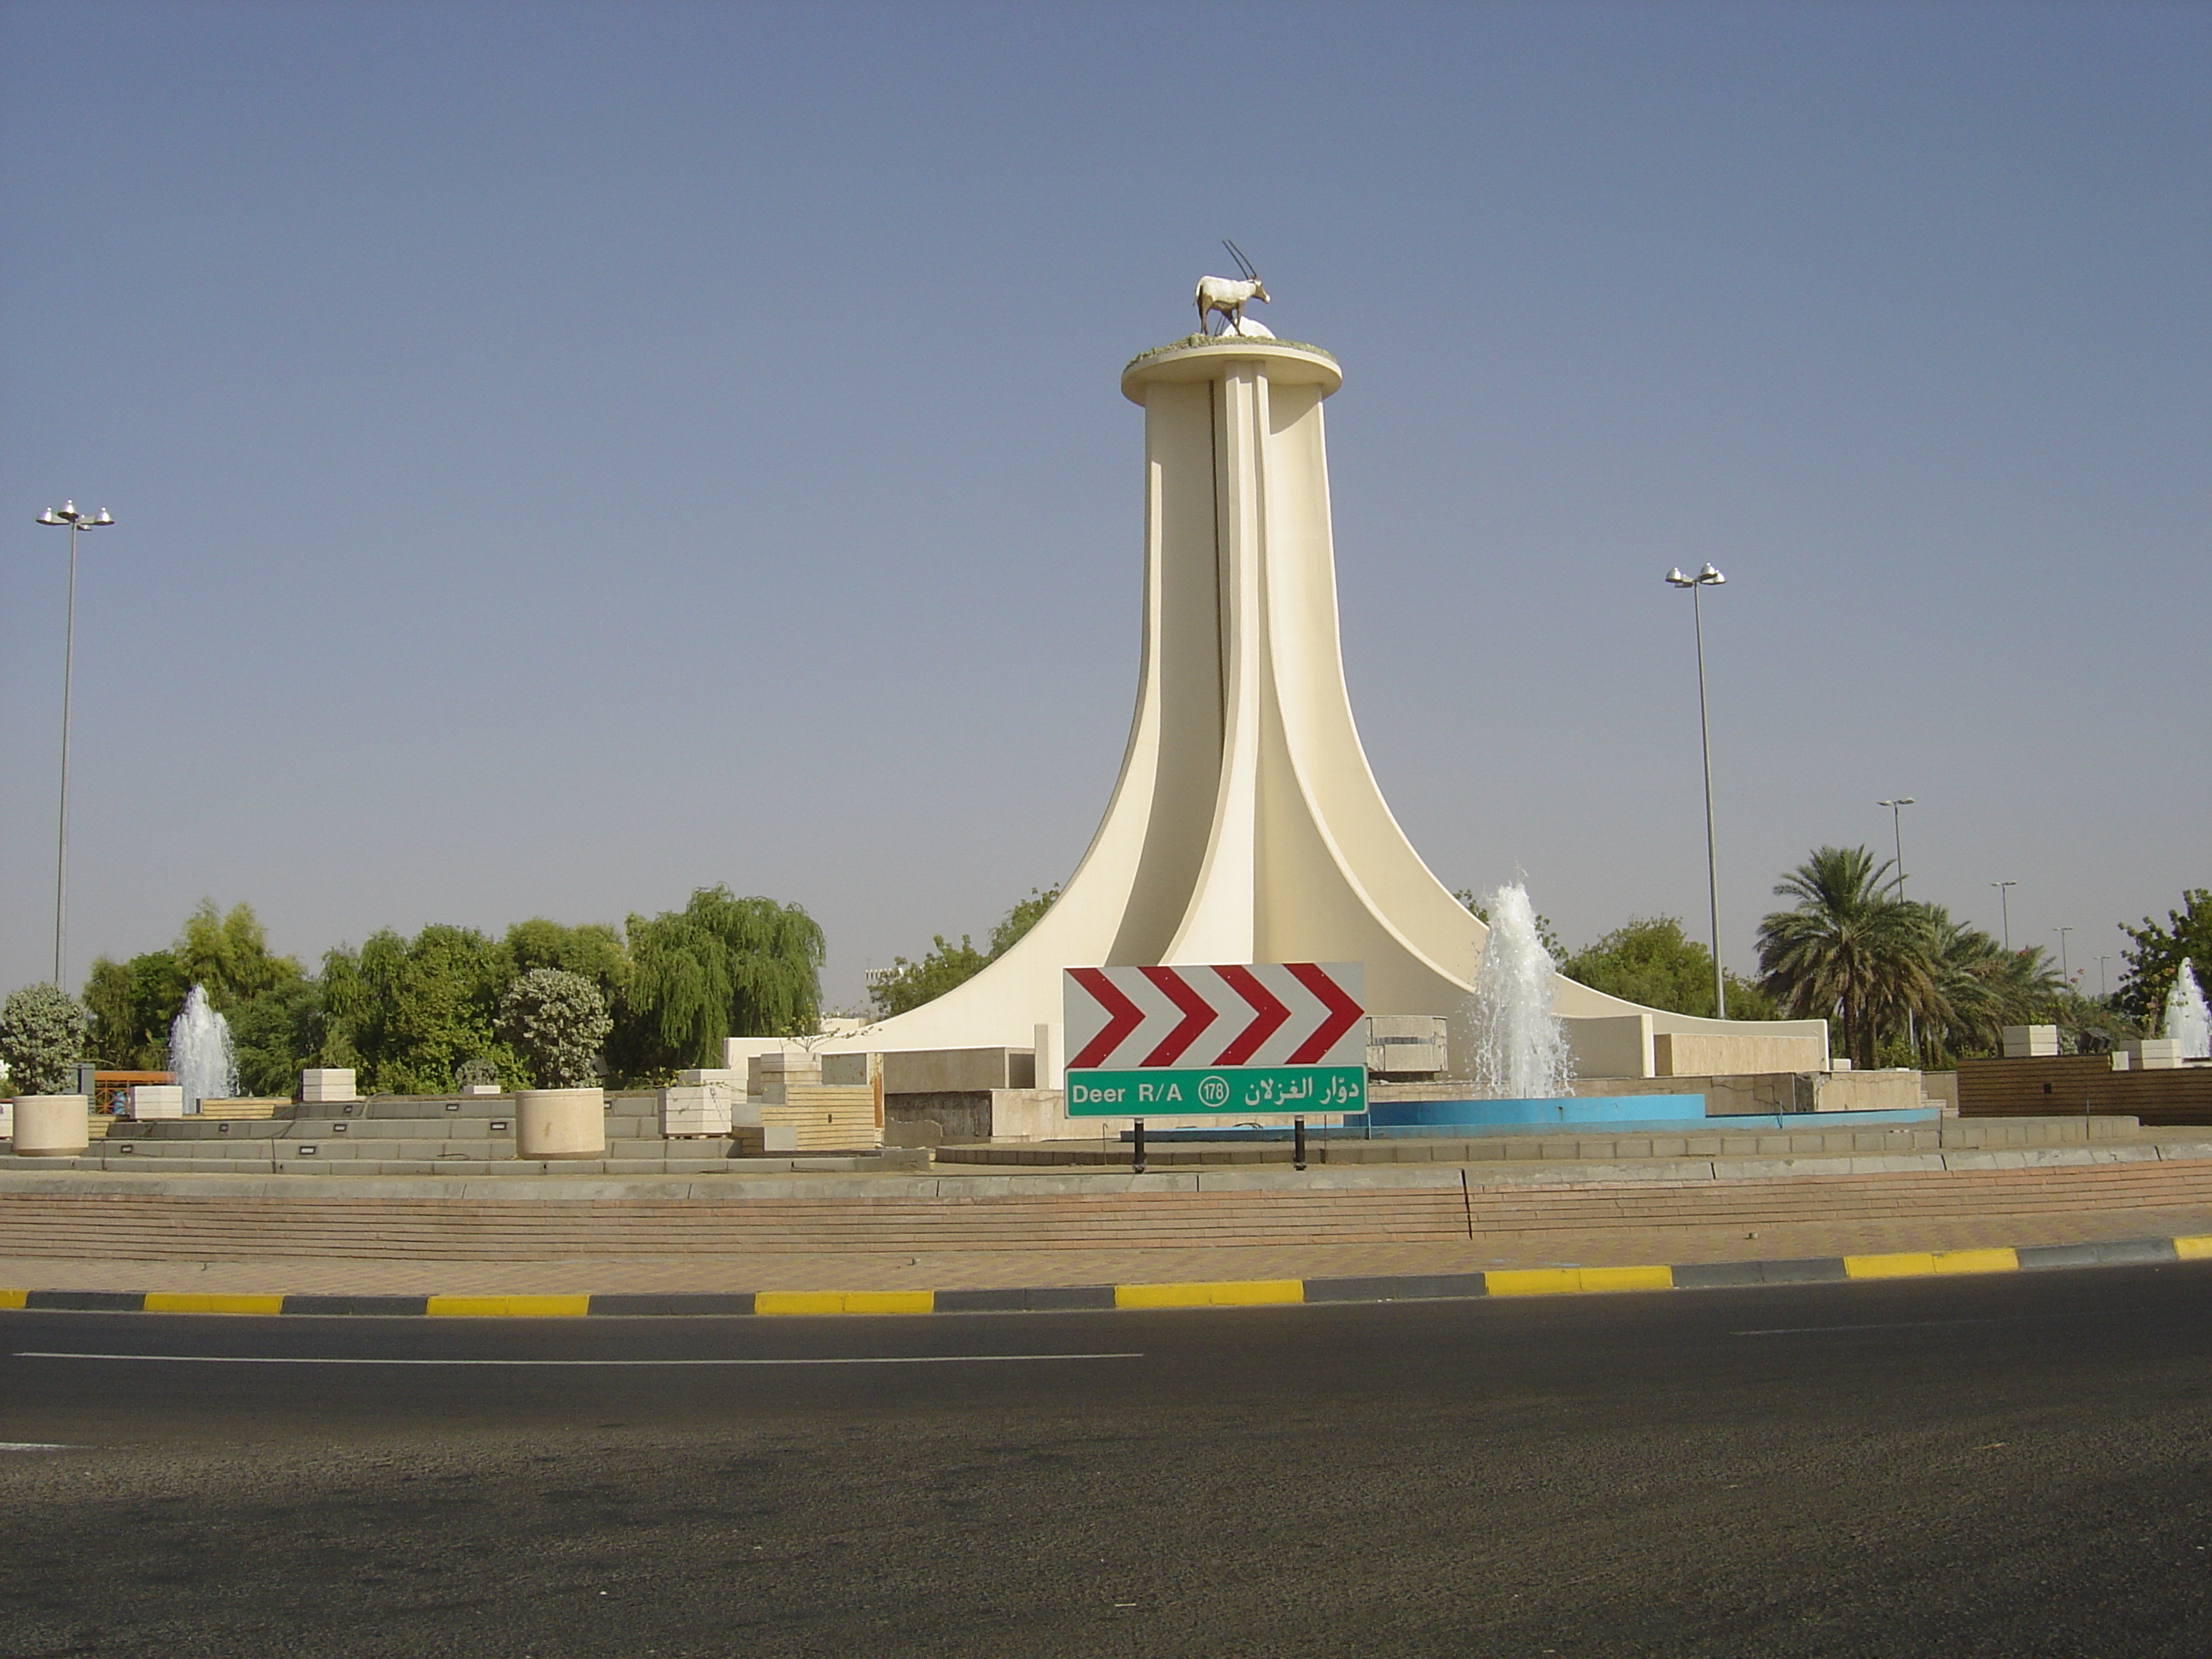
[1195, 240, 1270, 337]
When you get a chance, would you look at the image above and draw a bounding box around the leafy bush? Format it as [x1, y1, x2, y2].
[0, 983, 89, 1096]
[497, 968, 613, 1089]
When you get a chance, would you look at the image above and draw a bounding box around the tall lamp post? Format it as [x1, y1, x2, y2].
[35, 500, 114, 989]
[1877, 797, 1915, 896]
[1666, 562, 1727, 1020]
[1878, 797, 1917, 1060]
[1991, 880, 2017, 952]
[2095, 954, 2112, 1000]
[2054, 927, 2074, 987]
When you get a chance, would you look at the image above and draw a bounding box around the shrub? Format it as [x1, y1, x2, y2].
[496, 969, 612, 1089]
[0, 983, 89, 1097]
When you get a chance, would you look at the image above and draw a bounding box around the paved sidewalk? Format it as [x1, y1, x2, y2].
[8, 1197, 2212, 1298]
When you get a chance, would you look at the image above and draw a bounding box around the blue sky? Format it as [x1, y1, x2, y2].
[3, 0, 2204, 1007]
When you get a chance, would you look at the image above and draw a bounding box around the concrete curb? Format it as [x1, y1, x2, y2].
[4, 1233, 2206, 1318]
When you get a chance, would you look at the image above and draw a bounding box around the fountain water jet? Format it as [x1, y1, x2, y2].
[169, 984, 237, 1115]
[2166, 959, 2211, 1062]
[1459, 882, 1575, 1100]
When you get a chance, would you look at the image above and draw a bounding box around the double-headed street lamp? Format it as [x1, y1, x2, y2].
[1878, 797, 1918, 1058]
[1877, 797, 1915, 896]
[1991, 880, 2017, 952]
[1666, 562, 1727, 1020]
[35, 500, 114, 989]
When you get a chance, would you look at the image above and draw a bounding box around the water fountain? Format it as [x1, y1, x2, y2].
[169, 984, 238, 1115]
[1460, 882, 1575, 1100]
[1366, 880, 1717, 1134]
[2166, 959, 2211, 1061]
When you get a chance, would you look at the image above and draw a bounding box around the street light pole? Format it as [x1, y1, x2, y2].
[1877, 797, 1915, 897]
[1666, 563, 1727, 1020]
[2054, 927, 2073, 987]
[35, 500, 114, 989]
[1991, 880, 2017, 952]
[2095, 954, 2112, 1000]
[1878, 797, 1918, 1061]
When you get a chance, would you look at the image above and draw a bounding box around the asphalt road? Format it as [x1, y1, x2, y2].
[3, 1264, 2210, 1658]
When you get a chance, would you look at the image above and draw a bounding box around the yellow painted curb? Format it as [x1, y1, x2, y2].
[1114, 1279, 1304, 1309]
[424, 1295, 591, 1318]
[1845, 1248, 2018, 1280]
[142, 1293, 284, 1316]
[0, 1289, 26, 1310]
[754, 1290, 935, 1317]
[1485, 1265, 1675, 1297]
[2174, 1235, 2212, 1260]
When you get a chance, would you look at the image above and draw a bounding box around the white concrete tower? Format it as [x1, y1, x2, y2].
[838, 334, 1821, 1066]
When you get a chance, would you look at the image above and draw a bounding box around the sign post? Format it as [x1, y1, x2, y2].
[1062, 963, 1366, 1170]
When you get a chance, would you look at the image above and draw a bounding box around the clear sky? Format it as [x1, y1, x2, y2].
[3, 0, 2204, 1010]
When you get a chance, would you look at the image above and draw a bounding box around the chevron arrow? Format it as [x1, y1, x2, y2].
[1285, 962, 1365, 1064]
[1140, 965, 1220, 1066]
[1067, 967, 1145, 1070]
[1211, 964, 1290, 1065]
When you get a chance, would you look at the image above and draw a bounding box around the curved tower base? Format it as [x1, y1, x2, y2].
[835, 335, 1823, 1068]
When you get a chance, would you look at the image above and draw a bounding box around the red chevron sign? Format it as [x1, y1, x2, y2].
[1064, 963, 1365, 1071]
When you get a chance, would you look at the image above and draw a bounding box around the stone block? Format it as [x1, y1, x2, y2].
[1366, 1016, 1448, 1076]
[2002, 1025, 2060, 1058]
[661, 1082, 734, 1138]
[1656, 1032, 1827, 1076]
[127, 1086, 186, 1120]
[1562, 1013, 1652, 1080]
[880, 1047, 1034, 1094]
[818, 1051, 872, 1087]
[301, 1068, 358, 1103]
[2122, 1038, 2184, 1070]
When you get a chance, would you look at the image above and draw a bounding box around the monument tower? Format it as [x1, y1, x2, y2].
[837, 325, 1819, 1066]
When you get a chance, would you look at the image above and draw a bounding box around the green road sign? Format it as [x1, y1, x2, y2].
[1065, 1066, 1365, 1117]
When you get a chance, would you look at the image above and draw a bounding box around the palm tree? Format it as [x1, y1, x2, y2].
[1756, 846, 1938, 1068]
[1939, 915, 2064, 1058]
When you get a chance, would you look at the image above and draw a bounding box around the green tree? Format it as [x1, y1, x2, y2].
[505, 917, 632, 1011]
[176, 900, 304, 1008]
[0, 983, 89, 1096]
[1561, 915, 1780, 1020]
[497, 968, 613, 1088]
[228, 976, 323, 1097]
[321, 924, 521, 1093]
[82, 949, 187, 1069]
[1756, 846, 1938, 1068]
[868, 887, 1060, 1019]
[2117, 888, 2212, 1032]
[617, 888, 824, 1075]
[1916, 907, 2065, 1062]
[83, 902, 316, 1086]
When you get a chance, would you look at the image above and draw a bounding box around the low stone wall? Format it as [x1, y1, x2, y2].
[1959, 1057, 2212, 1126]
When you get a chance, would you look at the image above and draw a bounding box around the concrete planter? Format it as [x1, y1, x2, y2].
[515, 1088, 605, 1159]
[13, 1094, 90, 1156]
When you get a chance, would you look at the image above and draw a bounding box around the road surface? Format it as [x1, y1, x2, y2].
[3, 1263, 2209, 1656]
